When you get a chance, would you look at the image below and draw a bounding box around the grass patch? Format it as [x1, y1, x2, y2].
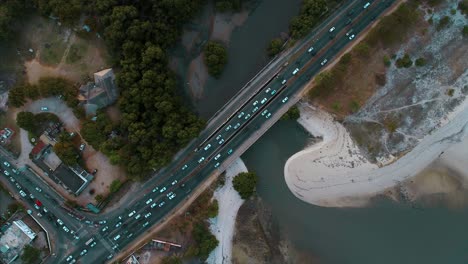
[39, 39, 67, 66]
[66, 43, 87, 64]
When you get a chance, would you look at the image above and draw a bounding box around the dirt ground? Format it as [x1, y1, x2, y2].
[21, 14, 110, 84]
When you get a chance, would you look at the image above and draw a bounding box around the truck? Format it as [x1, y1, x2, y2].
[85, 238, 94, 246]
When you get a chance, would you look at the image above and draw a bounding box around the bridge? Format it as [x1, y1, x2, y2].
[0, 0, 397, 263]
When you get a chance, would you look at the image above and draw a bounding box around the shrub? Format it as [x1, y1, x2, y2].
[436, 16, 451, 31]
[233, 172, 258, 199]
[190, 223, 219, 260]
[383, 55, 391, 67]
[463, 25, 468, 37]
[281, 105, 300, 120]
[267, 38, 284, 57]
[349, 100, 360, 113]
[203, 41, 228, 78]
[21, 245, 41, 264]
[459, 0, 468, 15]
[109, 180, 123, 193]
[415, 57, 427, 67]
[395, 53, 413, 68]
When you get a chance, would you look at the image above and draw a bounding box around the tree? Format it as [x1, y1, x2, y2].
[21, 245, 40, 264]
[8, 85, 26, 107]
[53, 134, 79, 165]
[396, 53, 413, 68]
[267, 38, 284, 57]
[16, 111, 36, 132]
[203, 41, 228, 78]
[161, 256, 182, 264]
[281, 105, 300, 120]
[109, 179, 122, 193]
[415, 57, 427, 67]
[233, 172, 258, 199]
[191, 223, 219, 260]
[95, 194, 104, 202]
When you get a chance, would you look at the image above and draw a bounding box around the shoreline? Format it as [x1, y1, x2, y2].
[207, 158, 246, 264]
[284, 98, 468, 207]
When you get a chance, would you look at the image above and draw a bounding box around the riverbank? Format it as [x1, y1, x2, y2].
[285, 94, 468, 207]
[207, 158, 246, 264]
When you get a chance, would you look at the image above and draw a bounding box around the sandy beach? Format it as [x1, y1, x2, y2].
[284, 98, 468, 207]
[207, 158, 246, 264]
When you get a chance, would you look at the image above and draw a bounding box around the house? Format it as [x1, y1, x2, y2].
[0, 220, 36, 264]
[78, 68, 118, 114]
[30, 140, 48, 160]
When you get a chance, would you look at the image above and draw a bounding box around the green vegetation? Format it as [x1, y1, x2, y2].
[8, 202, 24, 214]
[34, 0, 83, 25]
[383, 55, 391, 67]
[161, 256, 182, 264]
[458, 0, 468, 15]
[447, 89, 455, 97]
[415, 57, 427, 67]
[189, 223, 219, 260]
[309, 52, 352, 98]
[395, 53, 413, 68]
[215, 0, 245, 12]
[53, 132, 80, 165]
[95, 194, 104, 203]
[206, 199, 219, 218]
[436, 16, 451, 31]
[80, 111, 115, 151]
[204, 41, 228, 78]
[16, 111, 60, 136]
[66, 43, 87, 64]
[463, 25, 468, 37]
[9, 77, 82, 117]
[349, 100, 360, 113]
[289, 0, 331, 39]
[267, 38, 284, 57]
[0, 0, 32, 40]
[233, 172, 258, 199]
[21, 245, 41, 264]
[281, 105, 300, 120]
[109, 179, 123, 193]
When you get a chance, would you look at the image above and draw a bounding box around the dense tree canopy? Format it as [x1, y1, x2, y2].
[53, 132, 79, 165]
[289, 0, 329, 39]
[267, 38, 284, 57]
[203, 40, 228, 78]
[191, 222, 219, 260]
[232, 172, 258, 199]
[16, 111, 36, 132]
[0, 0, 32, 40]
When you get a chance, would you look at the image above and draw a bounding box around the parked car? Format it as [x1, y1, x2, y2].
[3, 161, 10, 167]
[79, 143, 86, 151]
[40, 106, 48, 111]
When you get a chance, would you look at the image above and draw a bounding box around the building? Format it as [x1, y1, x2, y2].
[79, 68, 118, 114]
[0, 220, 36, 263]
[30, 140, 48, 160]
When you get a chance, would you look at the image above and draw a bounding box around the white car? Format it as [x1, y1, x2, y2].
[218, 138, 224, 144]
[198, 157, 205, 163]
[66, 256, 73, 262]
[159, 201, 165, 207]
[113, 235, 121, 241]
[57, 219, 64, 226]
[169, 193, 176, 200]
[265, 88, 271, 93]
[261, 98, 267, 104]
[282, 97, 289, 103]
[237, 112, 245, 119]
[227, 149, 233, 155]
[214, 154, 221, 160]
[363, 2, 370, 9]
[329, 26, 335, 32]
[128, 210, 136, 217]
[160, 187, 167, 193]
[292, 68, 299, 75]
[90, 241, 97, 247]
[321, 59, 328, 66]
[214, 162, 220, 168]
[349, 34, 355, 40]
[102, 226, 109, 232]
[271, 90, 276, 95]
[19, 190, 26, 197]
[145, 212, 152, 218]
[204, 144, 211, 151]
[233, 123, 241, 129]
[150, 203, 157, 208]
[252, 106, 259, 113]
[34, 204, 40, 210]
[4, 170, 9, 176]
[182, 164, 188, 170]
[308, 47, 314, 53]
[35, 187, 42, 192]
[63, 226, 70, 232]
[29, 193, 34, 199]
[115, 222, 122, 228]
[3, 161, 10, 167]
[80, 249, 88, 256]
[261, 110, 268, 116]
[166, 192, 174, 198]
[79, 143, 86, 151]
[40, 106, 48, 111]
[146, 198, 153, 205]
[9, 176, 14, 182]
[253, 100, 259, 106]
[266, 113, 272, 119]
[215, 134, 222, 141]
[281, 79, 287, 84]
[225, 125, 232, 131]
[171, 180, 178, 185]
[152, 187, 159, 192]
[135, 214, 141, 220]
[244, 114, 251, 120]
[143, 222, 149, 227]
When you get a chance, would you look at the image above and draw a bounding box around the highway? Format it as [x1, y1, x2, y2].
[0, 0, 396, 263]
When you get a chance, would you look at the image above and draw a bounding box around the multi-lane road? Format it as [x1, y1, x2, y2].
[0, 0, 396, 263]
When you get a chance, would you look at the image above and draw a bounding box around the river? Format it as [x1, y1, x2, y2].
[242, 120, 468, 264]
